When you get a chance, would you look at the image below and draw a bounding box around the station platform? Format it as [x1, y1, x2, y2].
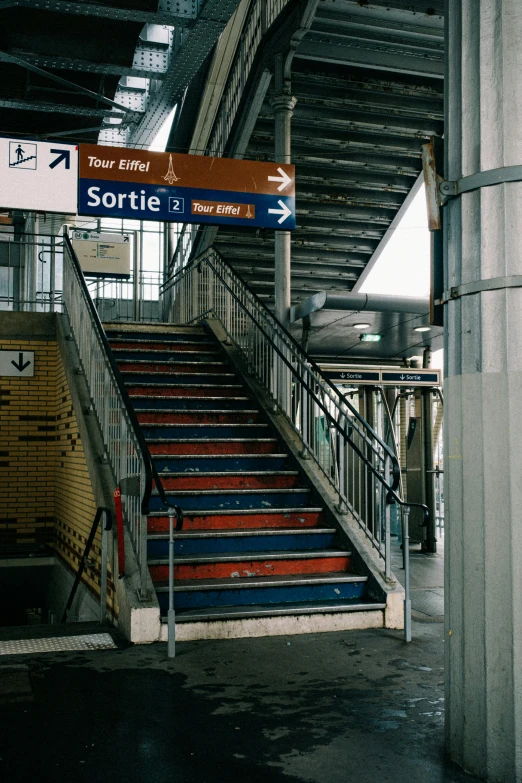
[0, 539, 479, 783]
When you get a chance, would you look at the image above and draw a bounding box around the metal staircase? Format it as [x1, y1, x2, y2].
[105, 322, 386, 637]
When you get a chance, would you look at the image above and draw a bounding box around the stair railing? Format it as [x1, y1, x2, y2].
[162, 248, 427, 589]
[61, 233, 182, 601]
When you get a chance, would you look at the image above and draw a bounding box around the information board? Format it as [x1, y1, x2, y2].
[71, 230, 131, 278]
[78, 145, 295, 230]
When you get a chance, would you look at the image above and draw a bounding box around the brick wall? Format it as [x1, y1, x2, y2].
[0, 334, 117, 615]
[0, 339, 57, 547]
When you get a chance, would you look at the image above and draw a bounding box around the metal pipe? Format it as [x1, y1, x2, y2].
[403, 506, 411, 643]
[290, 291, 431, 323]
[167, 508, 176, 658]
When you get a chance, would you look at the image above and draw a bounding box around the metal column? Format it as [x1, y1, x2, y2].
[445, 2, 522, 779]
[271, 56, 296, 330]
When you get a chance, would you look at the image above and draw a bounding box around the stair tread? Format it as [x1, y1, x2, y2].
[117, 360, 228, 365]
[140, 409, 260, 414]
[148, 506, 323, 517]
[165, 600, 386, 622]
[157, 470, 298, 477]
[148, 549, 350, 565]
[155, 571, 365, 591]
[148, 528, 336, 540]
[152, 452, 287, 459]
[147, 438, 278, 443]
[145, 423, 269, 429]
[153, 487, 309, 496]
[126, 382, 244, 388]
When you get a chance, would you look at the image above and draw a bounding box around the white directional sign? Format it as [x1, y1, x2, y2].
[0, 138, 78, 214]
[0, 350, 34, 377]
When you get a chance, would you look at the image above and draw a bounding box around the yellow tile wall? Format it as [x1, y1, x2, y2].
[0, 337, 117, 616]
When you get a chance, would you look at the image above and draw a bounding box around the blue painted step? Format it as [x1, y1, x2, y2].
[142, 423, 270, 440]
[130, 396, 253, 410]
[149, 488, 311, 511]
[147, 530, 338, 557]
[112, 349, 221, 361]
[152, 454, 289, 472]
[157, 575, 367, 613]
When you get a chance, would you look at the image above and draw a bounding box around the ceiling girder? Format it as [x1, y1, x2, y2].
[0, 98, 114, 116]
[0, 0, 198, 26]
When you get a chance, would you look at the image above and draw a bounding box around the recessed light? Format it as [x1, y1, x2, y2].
[410, 355, 422, 361]
[360, 334, 382, 343]
[414, 326, 431, 332]
[352, 323, 371, 329]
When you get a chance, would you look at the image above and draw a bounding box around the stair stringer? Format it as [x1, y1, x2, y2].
[204, 317, 405, 631]
[56, 315, 161, 643]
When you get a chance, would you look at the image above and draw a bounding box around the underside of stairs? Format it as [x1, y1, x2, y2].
[105, 321, 393, 641]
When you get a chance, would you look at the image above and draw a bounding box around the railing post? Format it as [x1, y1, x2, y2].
[99, 509, 109, 623]
[167, 508, 176, 658]
[385, 455, 392, 581]
[403, 506, 412, 643]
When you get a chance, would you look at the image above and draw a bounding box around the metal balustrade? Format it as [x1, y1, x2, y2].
[162, 248, 427, 588]
[61, 234, 157, 599]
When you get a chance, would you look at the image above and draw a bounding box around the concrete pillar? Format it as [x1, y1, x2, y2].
[444, 2, 522, 780]
[271, 92, 296, 329]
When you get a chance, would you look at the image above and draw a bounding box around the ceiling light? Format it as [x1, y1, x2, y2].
[352, 322, 371, 329]
[414, 326, 431, 332]
[409, 355, 422, 361]
[360, 334, 382, 343]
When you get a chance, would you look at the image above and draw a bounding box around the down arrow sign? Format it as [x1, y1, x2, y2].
[11, 353, 31, 372]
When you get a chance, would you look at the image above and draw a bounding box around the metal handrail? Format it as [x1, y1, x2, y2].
[162, 248, 429, 583]
[62, 234, 182, 597]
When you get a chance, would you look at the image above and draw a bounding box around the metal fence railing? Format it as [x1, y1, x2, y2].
[61, 234, 155, 597]
[162, 249, 428, 594]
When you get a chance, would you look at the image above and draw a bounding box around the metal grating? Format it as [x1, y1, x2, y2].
[0, 632, 117, 656]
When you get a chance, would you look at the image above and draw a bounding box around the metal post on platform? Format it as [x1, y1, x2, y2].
[167, 508, 176, 658]
[271, 54, 296, 331]
[403, 506, 411, 643]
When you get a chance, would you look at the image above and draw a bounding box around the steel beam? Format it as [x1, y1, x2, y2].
[295, 34, 444, 78]
[0, 51, 137, 118]
[0, 0, 198, 25]
[3, 50, 165, 78]
[128, 0, 243, 147]
[0, 98, 114, 116]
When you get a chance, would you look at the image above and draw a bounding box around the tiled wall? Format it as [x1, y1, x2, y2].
[0, 335, 117, 615]
[0, 339, 57, 547]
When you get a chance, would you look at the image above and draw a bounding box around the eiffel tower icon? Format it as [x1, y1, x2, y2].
[246, 204, 253, 218]
[163, 154, 180, 185]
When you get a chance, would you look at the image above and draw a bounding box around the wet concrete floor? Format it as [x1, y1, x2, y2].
[0, 541, 481, 783]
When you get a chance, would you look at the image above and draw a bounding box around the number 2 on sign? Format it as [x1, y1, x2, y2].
[168, 197, 185, 213]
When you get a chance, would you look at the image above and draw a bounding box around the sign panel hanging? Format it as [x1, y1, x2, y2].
[0, 138, 78, 213]
[320, 366, 441, 387]
[77, 145, 296, 230]
[70, 230, 131, 278]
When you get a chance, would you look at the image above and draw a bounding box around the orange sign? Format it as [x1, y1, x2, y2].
[79, 144, 295, 196]
[191, 200, 255, 219]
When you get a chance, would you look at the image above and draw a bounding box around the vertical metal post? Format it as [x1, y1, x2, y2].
[167, 508, 176, 658]
[50, 236, 56, 313]
[385, 457, 392, 581]
[133, 228, 140, 322]
[403, 506, 411, 643]
[271, 55, 296, 330]
[99, 509, 108, 624]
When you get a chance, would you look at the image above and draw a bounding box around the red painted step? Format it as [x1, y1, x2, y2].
[137, 410, 262, 425]
[148, 509, 324, 533]
[120, 361, 230, 374]
[128, 385, 243, 397]
[149, 554, 351, 582]
[147, 440, 279, 455]
[109, 341, 221, 352]
[158, 473, 300, 490]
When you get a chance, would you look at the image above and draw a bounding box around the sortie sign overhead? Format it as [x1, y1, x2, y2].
[78, 145, 296, 230]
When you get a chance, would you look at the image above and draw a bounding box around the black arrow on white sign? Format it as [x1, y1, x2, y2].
[11, 353, 31, 372]
[49, 149, 71, 169]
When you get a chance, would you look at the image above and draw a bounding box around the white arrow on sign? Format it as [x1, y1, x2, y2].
[268, 167, 293, 192]
[268, 199, 292, 224]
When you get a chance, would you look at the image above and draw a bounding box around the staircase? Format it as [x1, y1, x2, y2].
[105, 322, 387, 640]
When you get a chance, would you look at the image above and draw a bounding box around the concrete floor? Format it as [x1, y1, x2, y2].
[0, 538, 481, 783]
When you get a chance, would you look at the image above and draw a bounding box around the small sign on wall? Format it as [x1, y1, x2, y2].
[0, 350, 34, 377]
[71, 230, 131, 278]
